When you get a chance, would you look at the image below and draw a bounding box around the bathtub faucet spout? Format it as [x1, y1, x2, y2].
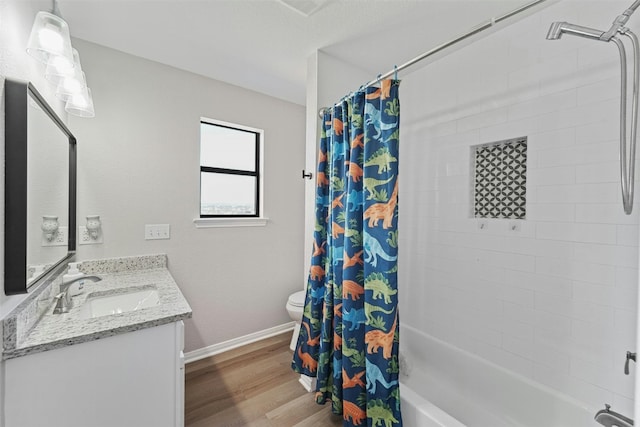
[594, 404, 634, 427]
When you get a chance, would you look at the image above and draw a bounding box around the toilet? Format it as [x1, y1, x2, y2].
[286, 290, 306, 351]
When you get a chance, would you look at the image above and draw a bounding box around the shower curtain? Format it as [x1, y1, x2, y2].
[292, 79, 402, 427]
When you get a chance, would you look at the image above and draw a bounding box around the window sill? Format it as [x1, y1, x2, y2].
[193, 217, 269, 228]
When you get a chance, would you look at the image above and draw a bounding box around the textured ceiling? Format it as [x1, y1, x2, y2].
[57, 0, 548, 105]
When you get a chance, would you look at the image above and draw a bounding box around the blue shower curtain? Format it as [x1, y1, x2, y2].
[292, 79, 402, 426]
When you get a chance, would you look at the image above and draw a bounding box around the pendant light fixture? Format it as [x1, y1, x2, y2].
[26, 0, 95, 118]
[26, 5, 73, 65]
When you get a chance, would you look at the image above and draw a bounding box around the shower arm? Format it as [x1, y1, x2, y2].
[601, 1, 640, 41]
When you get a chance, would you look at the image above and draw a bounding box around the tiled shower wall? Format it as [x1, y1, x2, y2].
[399, 0, 639, 414]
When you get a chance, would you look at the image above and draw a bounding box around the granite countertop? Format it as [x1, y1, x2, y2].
[2, 255, 192, 360]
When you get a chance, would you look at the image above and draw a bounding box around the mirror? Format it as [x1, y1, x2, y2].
[4, 78, 77, 295]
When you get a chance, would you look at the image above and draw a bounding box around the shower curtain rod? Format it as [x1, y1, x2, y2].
[319, 0, 549, 116]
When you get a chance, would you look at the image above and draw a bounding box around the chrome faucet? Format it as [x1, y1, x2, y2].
[52, 275, 102, 314]
[595, 404, 634, 427]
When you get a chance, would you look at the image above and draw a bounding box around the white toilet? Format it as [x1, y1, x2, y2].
[286, 290, 306, 351]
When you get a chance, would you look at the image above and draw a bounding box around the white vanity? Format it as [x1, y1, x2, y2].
[2, 254, 192, 427]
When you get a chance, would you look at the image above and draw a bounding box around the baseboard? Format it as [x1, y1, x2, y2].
[184, 322, 295, 364]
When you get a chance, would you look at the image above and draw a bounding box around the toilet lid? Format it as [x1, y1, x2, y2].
[288, 290, 306, 307]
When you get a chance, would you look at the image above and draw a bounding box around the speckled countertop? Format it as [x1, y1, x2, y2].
[2, 254, 192, 360]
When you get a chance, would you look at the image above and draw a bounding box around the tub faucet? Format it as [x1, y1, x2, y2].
[53, 275, 102, 314]
[595, 404, 634, 427]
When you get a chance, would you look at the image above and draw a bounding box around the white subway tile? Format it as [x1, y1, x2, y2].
[527, 203, 575, 222]
[537, 141, 619, 168]
[504, 237, 574, 259]
[527, 127, 575, 151]
[456, 108, 509, 133]
[527, 166, 575, 186]
[508, 89, 576, 122]
[575, 119, 618, 145]
[536, 256, 616, 285]
[536, 222, 617, 245]
[535, 310, 572, 335]
[504, 270, 573, 298]
[500, 283, 535, 307]
[576, 203, 640, 225]
[617, 225, 639, 247]
[502, 334, 534, 359]
[570, 357, 634, 400]
[576, 76, 619, 106]
[533, 364, 614, 409]
[573, 242, 639, 268]
[501, 318, 533, 341]
[615, 267, 639, 289]
[575, 162, 618, 184]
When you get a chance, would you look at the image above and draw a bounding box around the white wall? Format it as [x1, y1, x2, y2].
[400, 0, 638, 415]
[303, 51, 371, 283]
[69, 38, 306, 352]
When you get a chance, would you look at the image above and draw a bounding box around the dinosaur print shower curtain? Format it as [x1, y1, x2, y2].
[292, 79, 401, 426]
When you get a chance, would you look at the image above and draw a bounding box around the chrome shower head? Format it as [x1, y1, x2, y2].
[546, 22, 565, 40]
[546, 21, 606, 41]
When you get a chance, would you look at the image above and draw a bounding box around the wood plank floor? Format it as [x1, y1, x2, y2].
[185, 332, 343, 427]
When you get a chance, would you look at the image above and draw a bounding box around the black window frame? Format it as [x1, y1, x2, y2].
[199, 119, 261, 218]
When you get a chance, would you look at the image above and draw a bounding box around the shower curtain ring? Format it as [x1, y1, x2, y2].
[394, 65, 398, 80]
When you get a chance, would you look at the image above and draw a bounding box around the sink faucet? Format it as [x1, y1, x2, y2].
[53, 275, 102, 314]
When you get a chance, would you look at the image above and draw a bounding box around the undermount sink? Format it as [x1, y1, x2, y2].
[78, 287, 160, 319]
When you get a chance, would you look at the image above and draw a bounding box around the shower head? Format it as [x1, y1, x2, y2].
[546, 21, 606, 41]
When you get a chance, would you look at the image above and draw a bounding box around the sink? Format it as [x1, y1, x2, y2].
[78, 288, 160, 319]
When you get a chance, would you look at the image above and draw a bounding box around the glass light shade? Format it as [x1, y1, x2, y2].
[56, 70, 87, 101]
[26, 11, 73, 64]
[65, 86, 95, 118]
[45, 48, 79, 85]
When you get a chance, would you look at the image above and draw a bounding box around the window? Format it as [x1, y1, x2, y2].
[199, 119, 263, 218]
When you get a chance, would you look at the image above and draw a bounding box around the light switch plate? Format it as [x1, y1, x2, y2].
[145, 224, 170, 240]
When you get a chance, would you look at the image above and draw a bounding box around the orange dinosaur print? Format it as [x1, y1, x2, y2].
[343, 401, 366, 425]
[342, 280, 365, 301]
[365, 313, 397, 360]
[381, 79, 392, 99]
[351, 134, 364, 149]
[312, 240, 326, 257]
[302, 322, 320, 346]
[332, 193, 345, 209]
[298, 347, 318, 372]
[365, 88, 381, 100]
[316, 171, 329, 187]
[318, 148, 327, 163]
[344, 250, 364, 269]
[345, 161, 364, 182]
[332, 222, 345, 239]
[333, 302, 343, 317]
[364, 179, 398, 229]
[333, 331, 342, 351]
[342, 369, 366, 389]
[333, 118, 344, 135]
[310, 265, 325, 280]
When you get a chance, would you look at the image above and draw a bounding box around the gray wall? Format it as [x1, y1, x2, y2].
[69, 38, 306, 352]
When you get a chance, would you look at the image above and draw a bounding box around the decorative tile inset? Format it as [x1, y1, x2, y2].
[473, 137, 527, 219]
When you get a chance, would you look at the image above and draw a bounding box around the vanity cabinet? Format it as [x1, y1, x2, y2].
[4, 321, 185, 427]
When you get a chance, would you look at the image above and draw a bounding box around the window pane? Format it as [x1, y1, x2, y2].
[201, 172, 257, 215]
[200, 122, 256, 171]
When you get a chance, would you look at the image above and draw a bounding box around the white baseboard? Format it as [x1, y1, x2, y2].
[184, 322, 295, 364]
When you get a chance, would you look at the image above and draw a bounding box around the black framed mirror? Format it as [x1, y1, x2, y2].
[4, 78, 77, 295]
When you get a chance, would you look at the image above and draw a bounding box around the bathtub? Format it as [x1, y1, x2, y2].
[398, 324, 595, 427]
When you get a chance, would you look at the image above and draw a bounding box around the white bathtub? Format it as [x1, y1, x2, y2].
[398, 324, 595, 427]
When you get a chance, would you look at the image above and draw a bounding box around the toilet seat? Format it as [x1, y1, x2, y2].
[287, 290, 306, 307]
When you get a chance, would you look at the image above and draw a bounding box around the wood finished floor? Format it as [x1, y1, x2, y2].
[185, 332, 343, 427]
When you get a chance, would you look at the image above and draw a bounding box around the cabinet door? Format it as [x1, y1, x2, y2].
[5, 323, 181, 427]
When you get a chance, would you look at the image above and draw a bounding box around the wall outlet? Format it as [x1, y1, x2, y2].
[145, 224, 170, 240]
[42, 226, 67, 246]
[79, 225, 104, 245]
